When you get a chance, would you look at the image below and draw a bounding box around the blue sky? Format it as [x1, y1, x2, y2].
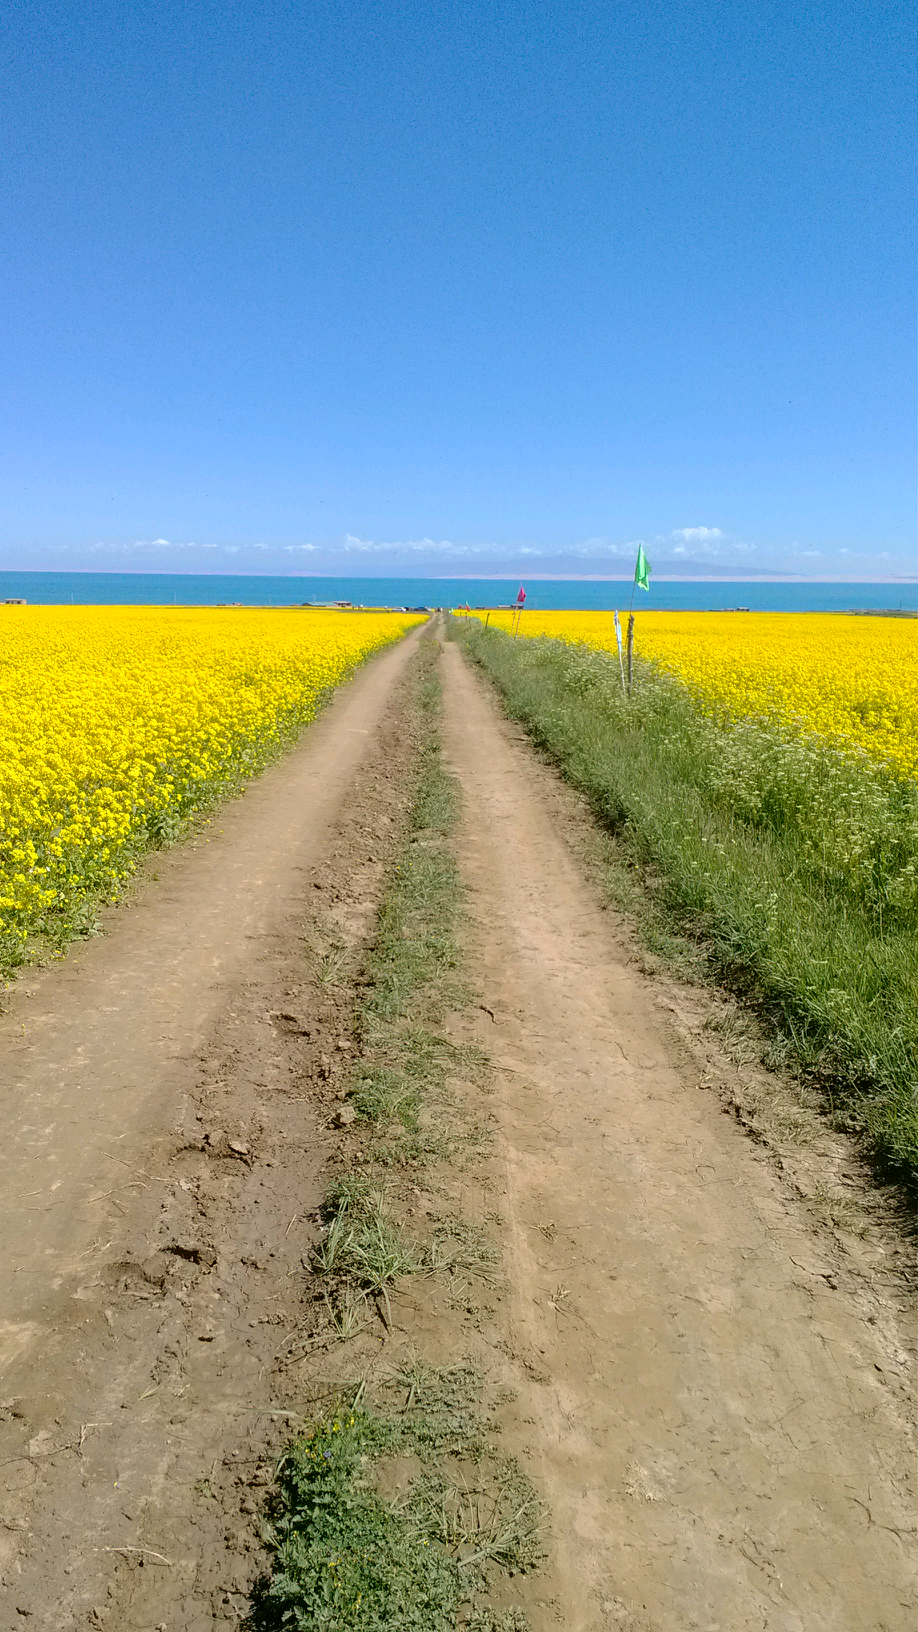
[2, 0, 914, 579]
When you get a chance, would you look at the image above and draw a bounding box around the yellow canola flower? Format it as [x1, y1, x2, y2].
[482, 609, 918, 781]
[0, 605, 423, 952]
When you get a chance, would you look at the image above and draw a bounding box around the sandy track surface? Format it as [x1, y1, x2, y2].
[439, 639, 915, 1632]
[0, 630, 423, 1628]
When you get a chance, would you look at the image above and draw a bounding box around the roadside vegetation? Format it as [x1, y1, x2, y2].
[452, 621, 918, 1181]
[479, 607, 918, 780]
[249, 641, 543, 1631]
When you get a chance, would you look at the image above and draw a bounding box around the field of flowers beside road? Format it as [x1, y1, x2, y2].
[0, 605, 423, 975]
[482, 608, 918, 780]
[453, 613, 918, 1178]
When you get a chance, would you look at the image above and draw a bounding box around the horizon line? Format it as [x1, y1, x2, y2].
[1, 568, 915, 586]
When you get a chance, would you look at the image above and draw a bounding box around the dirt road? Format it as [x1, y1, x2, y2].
[437, 640, 915, 1632]
[0, 630, 424, 1628]
[0, 625, 914, 1630]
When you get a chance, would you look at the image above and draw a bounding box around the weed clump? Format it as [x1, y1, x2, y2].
[249, 1376, 543, 1631]
[314, 1183, 419, 1302]
[251, 1409, 462, 1630]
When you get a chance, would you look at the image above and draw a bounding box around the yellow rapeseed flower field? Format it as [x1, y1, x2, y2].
[0, 605, 422, 962]
[480, 609, 918, 781]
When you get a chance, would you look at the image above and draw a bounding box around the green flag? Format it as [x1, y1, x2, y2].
[634, 544, 652, 591]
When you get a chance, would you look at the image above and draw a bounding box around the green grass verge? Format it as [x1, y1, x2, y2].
[452, 622, 918, 1181]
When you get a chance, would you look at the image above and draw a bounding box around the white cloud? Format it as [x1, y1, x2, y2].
[669, 526, 724, 544]
[663, 527, 758, 559]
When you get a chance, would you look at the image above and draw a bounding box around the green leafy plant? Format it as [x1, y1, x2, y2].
[248, 1379, 543, 1632]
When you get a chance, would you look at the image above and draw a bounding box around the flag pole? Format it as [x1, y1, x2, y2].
[630, 543, 651, 610]
[512, 584, 526, 635]
[627, 546, 651, 686]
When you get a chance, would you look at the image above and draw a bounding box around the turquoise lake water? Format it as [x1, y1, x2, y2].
[0, 571, 914, 613]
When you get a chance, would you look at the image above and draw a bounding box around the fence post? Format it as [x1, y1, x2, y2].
[626, 614, 635, 694]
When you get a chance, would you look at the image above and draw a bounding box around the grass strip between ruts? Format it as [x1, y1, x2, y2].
[248, 639, 542, 1631]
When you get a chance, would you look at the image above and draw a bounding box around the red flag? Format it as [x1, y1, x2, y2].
[516, 585, 526, 604]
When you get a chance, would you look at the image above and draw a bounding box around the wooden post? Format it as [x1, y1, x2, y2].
[626, 614, 635, 694]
